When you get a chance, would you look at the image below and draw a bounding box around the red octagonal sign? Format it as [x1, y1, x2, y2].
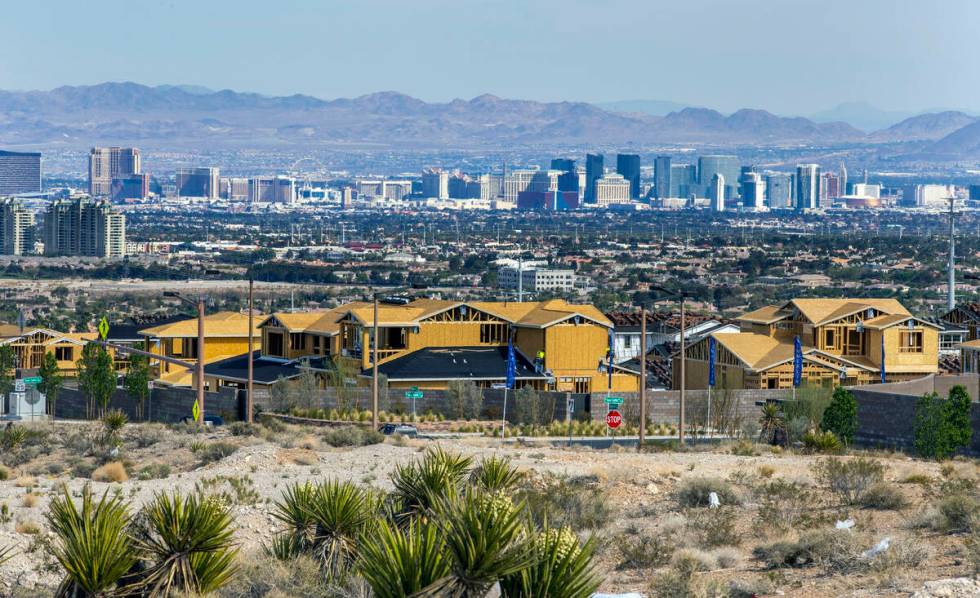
[606, 409, 622, 429]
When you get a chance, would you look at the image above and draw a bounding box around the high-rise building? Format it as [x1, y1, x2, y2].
[550, 159, 579, 194]
[710, 174, 725, 212]
[0, 150, 41, 195]
[249, 176, 296, 203]
[111, 174, 150, 201]
[594, 173, 631, 207]
[669, 164, 697, 198]
[795, 164, 821, 210]
[740, 172, 765, 209]
[220, 177, 250, 201]
[852, 183, 881, 199]
[698, 155, 740, 200]
[421, 168, 449, 199]
[616, 154, 641, 200]
[42, 196, 126, 258]
[654, 156, 671, 199]
[902, 184, 954, 207]
[176, 167, 219, 199]
[340, 187, 354, 209]
[0, 198, 35, 255]
[502, 170, 560, 203]
[585, 154, 604, 203]
[839, 161, 848, 196]
[89, 147, 140, 196]
[765, 173, 794, 208]
[821, 172, 840, 204]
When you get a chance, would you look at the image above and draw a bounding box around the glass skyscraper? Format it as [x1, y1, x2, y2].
[654, 156, 671, 199]
[550, 158, 578, 193]
[0, 150, 41, 195]
[698, 155, 740, 200]
[585, 153, 603, 203]
[616, 153, 641, 199]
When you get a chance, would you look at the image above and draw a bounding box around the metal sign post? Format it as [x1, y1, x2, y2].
[406, 386, 423, 420]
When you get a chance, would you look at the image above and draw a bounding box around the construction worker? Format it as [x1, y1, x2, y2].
[535, 349, 545, 373]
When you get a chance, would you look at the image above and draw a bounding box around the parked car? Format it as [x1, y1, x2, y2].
[378, 423, 418, 437]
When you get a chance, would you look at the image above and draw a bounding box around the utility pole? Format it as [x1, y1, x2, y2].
[247, 278, 254, 423]
[948, 196, 956, 311]
[679, 297, 686, 444]
[196, 295, 206, 424]
[372, 294, 379, 429]
[638, 307, 647, 451]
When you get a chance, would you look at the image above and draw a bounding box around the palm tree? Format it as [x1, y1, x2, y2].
[390, 447, 472, 523]
[132, 491, 238, 597]
[430, 488, 532, 597]
[500, 525, 602, 598]
[357, 519, 449, 597]
[46, 485, 137, 598]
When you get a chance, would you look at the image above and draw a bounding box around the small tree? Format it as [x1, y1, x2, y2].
[291, 368, 319, 410]
[78, 343, 116, 418]
[38, 351, 63, 418]
[914, 392, 953, 460]
[946, 384, 974, 452]
[270, 376, 291, 412]
[514, 386, 540, 426]
[446, 380, 482, 420]
[0, 345, 15, 404]
[821, 386, 858, 445]
[124, 354, 151, 421]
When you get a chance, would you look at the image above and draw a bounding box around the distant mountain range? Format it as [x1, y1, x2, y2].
[1, 82, 979, 157]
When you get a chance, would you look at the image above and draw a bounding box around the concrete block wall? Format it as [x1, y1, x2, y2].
[55, 386, 241, 424]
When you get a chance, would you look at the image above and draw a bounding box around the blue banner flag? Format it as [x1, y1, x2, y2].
[506, 339, 516, 390]
[792, 336, 802, 388]
[708, 336, 716, 388]
[879, 334, 886, 383]
[607, 327, 614, 389]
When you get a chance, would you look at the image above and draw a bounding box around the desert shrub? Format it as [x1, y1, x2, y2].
[218, 552, 328, 597]
[137, 463, 172, 480]
[91, 462, 128, 483]
[729, 439, 759, 456]
[514, 386, 550, 426]
[134, 424, 166, 448]
[16, 519, 40, 534]
[0, 425, 27, 451]
[69, 458, 97, 479]
[688, 507, 740, 547]
[937, 494, 980, 532]
[193, 441, 239, 464]
[813, 457, 884, 505]
[802, 430, 843, 454]
[446, 380, 482, 420]
[967, 527, 980, 575]
[198, 475, 261, 506]
[914, 388, 973, 460]
[900, 473, 933, 485]
[675, 477, 740, 508]
[821, 387, 857, 444]
[0, 465, 8, 480]
[617, 529, 673, 570]
[518, 473, 611, 530]
[866, 540, 930, 573]
[753, 529, 862, 571]
[229, 421, 260, 437]
[784, 416, 811, 446]
[100, 409, 128, 448]
[756, 479, 819, 531]
[650, 550, 728, 597]
[22, 492, 39, 508]
[322, 426, 384, 447]
[859, 482, 907, 510]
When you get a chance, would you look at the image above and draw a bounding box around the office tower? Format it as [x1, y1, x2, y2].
[654, 156, 671, 199]
[710, 174, 725, 212]
[839, 161, 848, 196]
[585, 154, 603, 202]
[502, 170, 560, 203]
[669, 164, 696, 198]
[220, 177, 249, 200]
[340, 187, 353, 209]
[740, 172, 765, 208]
[821, 172, 840, 204]
[851, 183, 881, 198]
[248, 176, 296, 203]
[616, 154, 641, 199]
[0, 150, 41, 195]
[176, 167, 219, 199]
[594, 173, 631, 207]
[110, 174, 150, 201]
[0, 198, 35, 255]
[902, 184, 955, 207]
[795, 164, 821, 210]
[421, 168, 449, 199]
[698, 155, 740, 200]
[765, 173, 793, 208]
[42, 196, 126, 258]
[89, 147, 140, 196]
[550, 159, 579, 194]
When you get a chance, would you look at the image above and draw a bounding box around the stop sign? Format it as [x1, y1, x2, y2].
[606, 409, 622, 429]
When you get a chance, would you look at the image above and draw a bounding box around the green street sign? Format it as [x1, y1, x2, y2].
[406, 389, 424, 400]
[98, 316, 110, 341]
[604, 396, 623, 406]
[21, 376, 41, 385]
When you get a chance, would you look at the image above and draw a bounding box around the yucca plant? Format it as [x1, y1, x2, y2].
[100, 409, 128, 448]
[0, 545, 14, 566]
[390, 447, 473, 523]
[132, 491, 238, 597]
[303, 480, 377, 580]
[500, 525, 602, 598]
[470, 455, 525, 493]
[758, 402, 784, 444]
[269, 481, 319, 558]
[430, 488, 532, 597]
[46, 485, 137, 598]
[358, 519, 450, 597]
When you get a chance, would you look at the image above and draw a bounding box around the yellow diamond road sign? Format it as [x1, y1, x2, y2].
[192, 399, 201, 422]
[98, 316, 109, 341]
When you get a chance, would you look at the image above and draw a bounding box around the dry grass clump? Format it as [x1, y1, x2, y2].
[21, 492, 39, 508]
[755, 479, 821, 532]
[14, 476, 36, 488]
[859, 482, 907, 510]
[687, 507, 740, 547]
[753, 529, 863, 571]
[675, 477, 740, 508]
[616, 527, 673, 570]
[217, 552, 329, 597]
[15, 519, 40, 534]
[813, 457, 884, 505]
[298, 435, 320, 451]
[91, 461, 128, 483]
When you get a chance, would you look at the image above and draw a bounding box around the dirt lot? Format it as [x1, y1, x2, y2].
[0, 420, 976, 597]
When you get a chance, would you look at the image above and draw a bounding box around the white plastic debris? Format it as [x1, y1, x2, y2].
[109, 446, 120, 458]
[708, 491, 721, 509]
[862, 537, 891, 559]
[835, 518, 855, 530]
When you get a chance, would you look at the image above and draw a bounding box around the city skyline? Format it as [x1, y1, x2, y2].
[2, 0, 979, 116]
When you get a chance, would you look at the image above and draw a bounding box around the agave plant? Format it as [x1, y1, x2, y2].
[357, 519, 450, 597]
[390, 446, 473, 523]
[46, 485, 137, 598]
[269, 481, 320, 558]
[500, 525, 602, 598]
[431, 488, 532, 597]
[303, 480, 377, 580]
[132, 491, 238, 597]
[470, 455, 525, 493]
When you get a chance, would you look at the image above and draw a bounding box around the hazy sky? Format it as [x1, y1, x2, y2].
[2, 0, 976, 115]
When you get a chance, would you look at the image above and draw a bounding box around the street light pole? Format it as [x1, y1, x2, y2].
[679, 297, 686, 444]
[247, 278, 254, 423]
[372, 293, 379, 429]
[197, 295, 206, 425]
[638, 307, 647, 451]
